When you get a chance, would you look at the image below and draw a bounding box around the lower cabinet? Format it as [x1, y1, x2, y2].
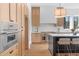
[0, 44, 18, 56]
[32, 33, 42, 43]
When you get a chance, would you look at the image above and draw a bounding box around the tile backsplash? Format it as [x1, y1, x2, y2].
[32, 24, 71, 32]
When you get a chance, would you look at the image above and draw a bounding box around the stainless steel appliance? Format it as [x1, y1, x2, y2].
[0, 21, 21, 52]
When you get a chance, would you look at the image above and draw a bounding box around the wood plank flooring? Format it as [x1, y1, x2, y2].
[26, 42, 51, 56]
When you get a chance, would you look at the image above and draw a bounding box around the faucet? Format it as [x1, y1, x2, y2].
[71, 28, 79, 35]
[71, 29, 77, 35]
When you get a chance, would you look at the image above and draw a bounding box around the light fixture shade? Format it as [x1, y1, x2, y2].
[54, 7, 65, 16]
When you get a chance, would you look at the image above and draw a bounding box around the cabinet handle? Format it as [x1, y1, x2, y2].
[9, 50, 13, 54]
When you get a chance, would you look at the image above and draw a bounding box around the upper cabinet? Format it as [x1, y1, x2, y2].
[57, 17, 64, 26]
[0, 3, 9, 21]
[24, 4, 28, 16]
[10, 3, 17, 22]
[32, 7, 40, 27]
[54, 7, 65, 26]
[54, 7, 65, 16]
[16, 4, 22, 25]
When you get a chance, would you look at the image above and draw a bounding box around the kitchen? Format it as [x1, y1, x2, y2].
[30, 3, 79, 56]
[0, 3, 79, 56]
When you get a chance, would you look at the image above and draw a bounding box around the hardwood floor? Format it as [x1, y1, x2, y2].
[25, 41, 51, 56]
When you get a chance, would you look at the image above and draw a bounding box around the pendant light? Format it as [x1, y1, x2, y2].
[54, 3, 65, 16]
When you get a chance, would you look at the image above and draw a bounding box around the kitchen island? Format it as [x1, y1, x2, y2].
[48, 33, 79, 56]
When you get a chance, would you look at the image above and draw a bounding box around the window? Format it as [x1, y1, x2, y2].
[64, 16, 79, 29]
[64, 16, 70, 29]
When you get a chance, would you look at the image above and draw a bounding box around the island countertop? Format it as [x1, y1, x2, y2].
[48, 33, 79, 56]
[48, 33, 79, 37]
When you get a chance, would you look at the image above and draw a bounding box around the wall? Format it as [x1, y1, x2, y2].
[40, 5, 56, 23]
[31, 3, 79, 32]
[32, 24, 57, 32]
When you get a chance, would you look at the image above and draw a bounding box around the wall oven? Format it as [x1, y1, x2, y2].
[3, 33, 18, 51]
[0, 21, 21, 52]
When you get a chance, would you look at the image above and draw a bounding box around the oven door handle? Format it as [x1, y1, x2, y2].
[9, 50, 13, 54]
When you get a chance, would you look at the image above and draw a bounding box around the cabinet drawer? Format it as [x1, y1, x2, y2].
[32, 33, 41, 37]
[0, 44, 17, 56]
[32, 33, 42, 43]
[1, 49, 17, 56]
[9, 49, 18, 56]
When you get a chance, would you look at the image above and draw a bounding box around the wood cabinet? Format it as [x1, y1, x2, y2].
[10, 3, 17, 22]
[60, 8, 65, 16]
[21, 4, 25, 56]
[54, 7, 65, 27]
[32, 7, 40, 27]
[0, 3, 17, 22]
[54, 8, 60, 16]
[0, 3, 9, 21]
[24, 4, 28, 16]
[16, 3, 22, 56]
[54, 7, 65, 16]
[16, 3, 29, 56]
[0, 44, 18, 56]
[21, 4, 29, 56]
[57, 17, 64, 26]
[32, 33, 42, 43]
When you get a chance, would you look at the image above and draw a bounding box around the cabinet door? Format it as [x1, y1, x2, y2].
[0, 44, 17, 56]
[54, 8, 65, 16]
[10, 3, 17, 22]
[0, 3, 9, 21]
[32, 33, 42, 43]
[21, 4, 26, 56]
[54, 8, 60, 16]
[24, 4, 28, 16]
[57, 17, 64, 26]
[16, 3, 22, 56]
[61, 8, 65, 16]
[32, 7, 40, 27]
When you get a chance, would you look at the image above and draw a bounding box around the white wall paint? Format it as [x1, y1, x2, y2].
[61, 3, 79, 9]
[66, 9, 79, 15]
[40, 5, 56, 23]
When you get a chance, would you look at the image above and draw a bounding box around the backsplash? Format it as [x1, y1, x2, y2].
[32, 24, 56, 32]
[32, 24, 71, 32]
